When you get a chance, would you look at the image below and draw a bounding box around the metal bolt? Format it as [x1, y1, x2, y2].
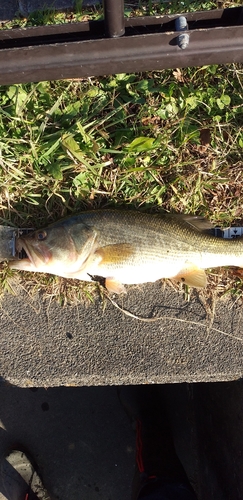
[175, 16, 189, 50]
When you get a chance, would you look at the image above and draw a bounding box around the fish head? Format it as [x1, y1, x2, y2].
[11, 220, 97, 274]
[16, 226, 71, 268]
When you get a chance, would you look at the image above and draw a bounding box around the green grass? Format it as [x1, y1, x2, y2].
[0, 3, 243, 303]
[1, 0, 241, 29]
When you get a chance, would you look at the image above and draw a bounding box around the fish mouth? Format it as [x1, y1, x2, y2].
[16, 243, 28, 261]
[16, 237, 51, 267]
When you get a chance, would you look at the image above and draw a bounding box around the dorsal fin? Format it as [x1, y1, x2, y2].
[179, 215, 214, 235]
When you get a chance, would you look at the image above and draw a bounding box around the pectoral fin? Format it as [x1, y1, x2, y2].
[175, 264, 207, 288]
[105, 277, 127, 294]
[92, 244, 133, 293]
[95, 243, 134, 265]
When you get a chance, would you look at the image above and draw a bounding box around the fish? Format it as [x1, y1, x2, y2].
[9, 210, 243, 293]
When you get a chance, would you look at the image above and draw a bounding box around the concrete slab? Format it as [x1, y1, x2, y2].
[18, 0, 101, 17]
[0, 0, 101, 21]
[1, 281, 243, 387]
[0, 1, 19, 21]
[18, 0, 75, 17]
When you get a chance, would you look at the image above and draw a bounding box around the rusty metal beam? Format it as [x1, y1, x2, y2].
[0, 7, 242, 85]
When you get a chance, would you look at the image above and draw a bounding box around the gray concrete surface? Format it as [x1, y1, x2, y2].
[1, 281, 243, 387]
[0, 1, 19, 21]
[0, 0, 100, 21]
[18, 0, 76, 17]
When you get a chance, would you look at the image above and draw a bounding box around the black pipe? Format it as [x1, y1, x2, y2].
[103, 0, 125, 38]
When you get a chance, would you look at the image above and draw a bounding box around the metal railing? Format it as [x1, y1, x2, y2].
[0, 1, 242, 84]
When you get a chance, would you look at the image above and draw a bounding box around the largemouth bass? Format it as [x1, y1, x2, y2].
[9, 210, 243, 293]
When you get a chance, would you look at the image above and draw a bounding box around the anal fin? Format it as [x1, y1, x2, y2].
[175, 264, 207, 288]
[105, 277, 127, 294]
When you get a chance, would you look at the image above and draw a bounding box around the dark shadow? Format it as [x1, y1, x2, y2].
[0, 382, 135, 500]
[1, 380, 243, 499]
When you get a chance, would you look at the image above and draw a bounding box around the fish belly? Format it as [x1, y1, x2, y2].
[71, 251, 186, 285]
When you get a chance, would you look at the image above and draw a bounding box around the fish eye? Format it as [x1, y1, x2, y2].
[37, 231, 47, 241]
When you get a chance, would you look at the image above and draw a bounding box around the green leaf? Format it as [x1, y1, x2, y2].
[123, 156, 136, 167]
[7, 86, 17, 100]
[76, 121, 92, 145]
[239, 137, 243, 148]
[165, 102, 179, 116]
[62, 134, 84, 161]
[127, 136, 155, 152]
[207, 65, 218, 75]
[220, 94, 231, 106]
[46, 163, 63, 180]
[213, 115, 222, 122]
[116, 73, 136, 83]
[72, 172, 90, 197]
[136, 80, 149, 92]
[39, 138, 61, 162]
[157, 108, 167, 119]
[216, 98, 224, 110]
[72, 172, 87, 188]
[86, 88, 103, 98]
[64, 101, 81, 118]
[186, 96, 198, 109]
[36, 82, 50, 94]
[15, 88, 27, 115]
